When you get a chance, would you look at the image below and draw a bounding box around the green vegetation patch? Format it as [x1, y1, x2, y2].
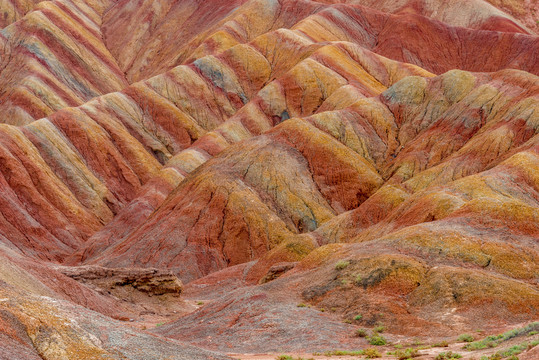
[435, 351, 462, 359]
[457, 334, 474, 343]
[322, 350, 365, 356]
[368, 334, 387, 346]
[498, 339, 539, 357]
[373, 325, 386, 333]
[432, 341, 449, 348]
[389, 348, 420, 359]
[356, 328, 368, 337]
[335, 260, 350, 270]
[465, 322, 539, 350]
[364, 348, 382, 358]
[276, 356, 314, 360]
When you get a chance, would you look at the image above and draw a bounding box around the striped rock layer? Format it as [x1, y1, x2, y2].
[0, 0, 538, 358]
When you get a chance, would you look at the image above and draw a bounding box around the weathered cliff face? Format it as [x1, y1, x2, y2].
[0, 0, 537, 357]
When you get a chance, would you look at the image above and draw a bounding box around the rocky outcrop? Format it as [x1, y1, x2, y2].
[259, 262, 297, 284]
[56, 265, 183, 296]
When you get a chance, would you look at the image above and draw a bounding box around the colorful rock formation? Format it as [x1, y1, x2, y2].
[0, 0, 538, 358]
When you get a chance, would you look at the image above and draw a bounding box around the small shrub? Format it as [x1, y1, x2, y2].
[497, 322, 539, 343]
[297, 303, 307, 308]
[394, 348, 420, 360]
[364, 348, 382, 358]
[330, 307, 337, 312]
[374, 325, 386, 333]
[499, 340, 539, 357]
[355, 274, 362, 284]
[435, 351, 462, 359]
[406, 348, 420, 358]
[335, 260, 350, 270]
[324, 350, 363, 356]
[155, 322, 165, 327]
[196, 301, 204, 305]
[368, 334, 387, 346]
[464, 335, 503, 350]
[354, 314, 363, 321]
[319, 308, 325, 312]
[344, 319, 352, 324]
[528, 331, 538, 336]
[356, 328, 368, 337]
[457, 334, 474, 342]
[432, 341, 449, 348]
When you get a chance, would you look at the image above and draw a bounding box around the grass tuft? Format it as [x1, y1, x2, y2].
[432, 341, 449, 348]
[368, 334, 387, 346]
[356, 328, 368, 337]
[457, 334, 474, 343]
[335, 260, 350, 270]
[393, 348, 420, 359]
[364, 348, 382, 358]
[435, 351, 462, 359]
[374, 325, 386, 333]
[323, 350, 364, 356]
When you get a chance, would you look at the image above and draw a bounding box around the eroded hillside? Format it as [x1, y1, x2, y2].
[0, 1, 537, 359]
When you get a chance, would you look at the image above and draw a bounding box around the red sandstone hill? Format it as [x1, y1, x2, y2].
[0, 0, 538, 359]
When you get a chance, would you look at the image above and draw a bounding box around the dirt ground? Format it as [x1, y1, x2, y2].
[123, 285, 539, 360]
[229, 331, 539, 359]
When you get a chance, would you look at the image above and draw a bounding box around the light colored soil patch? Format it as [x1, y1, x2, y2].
[127, 298, 210, 330]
